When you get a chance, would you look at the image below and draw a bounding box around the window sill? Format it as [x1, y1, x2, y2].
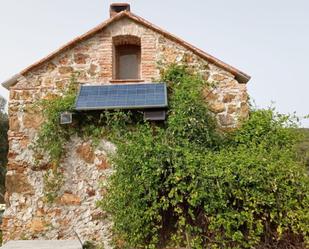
[110, 79, 145, 83]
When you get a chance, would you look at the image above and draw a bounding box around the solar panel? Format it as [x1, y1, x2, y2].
[75, 83, 168, 110]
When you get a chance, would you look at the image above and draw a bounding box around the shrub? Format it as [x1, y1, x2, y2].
[296, 128, 309, 170]
[34, 65, 309, 248]
[0, 96, 8, 203]
[100, 65, 309, 249]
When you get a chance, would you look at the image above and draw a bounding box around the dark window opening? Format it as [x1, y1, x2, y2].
[115, 44, 141, 80]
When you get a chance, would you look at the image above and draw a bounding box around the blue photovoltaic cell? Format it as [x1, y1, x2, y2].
[75, 83, 168, 110]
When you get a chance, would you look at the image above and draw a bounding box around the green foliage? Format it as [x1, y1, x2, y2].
[35, 65, 309, 248]
[230, 108, 300, 148]
[296, 128, 309, 170]
[43, 169, 65, 203]
[99, 65, 309, 249]
[33, 75, 78, 202]
[163, 65, 220, 149]
[199, 137, 308, 248]
[34, 74, 143, 203]
[0, 96, 8, 202]
[83, 241, 105, 249]
[34, 75, 78, 166]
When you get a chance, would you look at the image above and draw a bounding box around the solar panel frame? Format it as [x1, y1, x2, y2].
[75, 83, 168, 111]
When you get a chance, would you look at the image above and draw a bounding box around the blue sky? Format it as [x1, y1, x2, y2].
[0, 0, 308, 126]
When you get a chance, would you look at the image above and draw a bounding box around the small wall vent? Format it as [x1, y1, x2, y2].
[144, 110, 166, 121]
[60, 112, 73, 124]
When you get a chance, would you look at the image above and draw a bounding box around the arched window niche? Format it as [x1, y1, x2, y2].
[112, 35, 141, 81]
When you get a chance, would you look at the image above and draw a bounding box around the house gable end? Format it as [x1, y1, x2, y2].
[2, 11, 250, 89]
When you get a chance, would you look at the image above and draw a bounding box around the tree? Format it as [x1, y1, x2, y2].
[0, 96, 8, 203]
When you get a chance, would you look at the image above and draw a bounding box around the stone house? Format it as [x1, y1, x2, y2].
[1, 3, 250, 247]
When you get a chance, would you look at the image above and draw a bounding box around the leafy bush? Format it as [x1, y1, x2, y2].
[100, 65, 309, 249]
[296, 128, 309, 170]
[0, 96, 8, 203]
[34, 65, 308, 248]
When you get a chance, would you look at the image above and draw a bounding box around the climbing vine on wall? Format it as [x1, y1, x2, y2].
[35, 65, 309, 248]
[33, 73, 144, 203]
[33, 74, 78, 203]
[100, 65, 309, 249]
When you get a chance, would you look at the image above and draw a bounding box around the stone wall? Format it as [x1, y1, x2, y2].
[3, 137, 114, 248]
[3, 17, 248, 246]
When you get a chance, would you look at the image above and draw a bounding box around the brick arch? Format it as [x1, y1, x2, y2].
[112, 35, 141, 46]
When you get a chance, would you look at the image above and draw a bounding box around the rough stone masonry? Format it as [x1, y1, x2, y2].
[1, 4, 250, 248]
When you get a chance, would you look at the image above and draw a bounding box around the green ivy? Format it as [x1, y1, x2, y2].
[34, 75, 78, 167]
[34, 74, 144, 203]
[43, 168, 65, 203]
[33, 75, 78, 203]
[99, 65, 309, 249]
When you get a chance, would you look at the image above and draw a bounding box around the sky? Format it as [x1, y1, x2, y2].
[0, 0, 308, 126]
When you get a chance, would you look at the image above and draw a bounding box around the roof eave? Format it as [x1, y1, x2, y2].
[236, 73, 251, 84]
[1, 74, 20, 90]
